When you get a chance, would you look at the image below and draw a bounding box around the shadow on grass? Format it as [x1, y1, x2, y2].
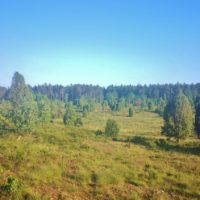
[113, 136, 200, 156]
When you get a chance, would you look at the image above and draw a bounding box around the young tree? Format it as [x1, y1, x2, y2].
[127, 92, 135, 106]
[37, 95, 51, 123]
[106, 92, 118, 111]
[74, 117, 83, 126]
[195, 96, 200, 138]
[102, 100, 108, 112]
[50, 100, 65, 119]
[79, 96, 88, 108]
[148, 101, 154, 111]
[105, 119, 119, 137]
[128, 108, 134, 117]
[162, 91, 194, 142]
[116, 97, 126, 111]
[63, 103, 76, 125]
[82, 105, 89, 117]
[155, 98, 166, 116]
[9, 72, 37, 130]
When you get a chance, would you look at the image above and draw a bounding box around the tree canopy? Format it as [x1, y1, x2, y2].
[162, 91, 194, 142]
[105, 119, 119, 137]
[9, 72, 37, 130]
[195, 96, 200, 138]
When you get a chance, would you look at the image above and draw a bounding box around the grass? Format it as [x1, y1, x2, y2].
[0, 110, 199, 199]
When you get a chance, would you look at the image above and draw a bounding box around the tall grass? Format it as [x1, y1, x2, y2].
[0, 111, 199, 199]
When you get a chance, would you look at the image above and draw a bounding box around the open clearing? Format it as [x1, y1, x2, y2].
[0, 111, 200, 200]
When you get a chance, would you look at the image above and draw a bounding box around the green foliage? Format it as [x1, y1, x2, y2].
[128, 108, 134, 117]
[63, 103, 76, 125]
[106, 91, 118, 111]
[105, 119, 119, 137]
[127, 92, 135, 105]
[95, 129, 103, 136]
[79, 96, 88, 109]
[37, 95, 51, 123]
[195, 96, 200, 138]
[0, 114, 15, 130]
[79, 97, 96, 117]
[116, 97, 126, 111]
[9, 72, 37, 131]
[148, 101, 154, 111]
[102, 100, 109, 111]
[82, 105, 89, 117]
[141, 99, 148, 110]
[155, 98, 166, 116]
[0, 176, 23, 199]
[162, 91, 194, 142]
[50, 99, 65, 119]
[0, 100, 12, 117]
[74, 117, 83, 126]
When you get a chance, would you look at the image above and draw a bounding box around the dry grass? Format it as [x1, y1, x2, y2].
[0, 110, 199, 199]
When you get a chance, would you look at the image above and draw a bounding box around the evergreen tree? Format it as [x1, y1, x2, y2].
[195, 96, 200, 138]
[82, 105, 89, 117]
[105, 119, 119, 137]
[37, 95, 51, 123]
[116, 97, 126, 111]
[128, 108, 134, 117]
[155, 98, 166, 116]
[148, 101, 154, 111]
[162, 91, 194, 142]
[9, 72, 37, 130]
[63, 103, 76, 125]
[106, 92, 118, 111]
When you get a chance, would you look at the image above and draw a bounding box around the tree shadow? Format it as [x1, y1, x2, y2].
[113, 136, 200, 156]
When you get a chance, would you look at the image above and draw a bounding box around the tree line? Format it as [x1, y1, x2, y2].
[0, 72, 200, 141]
[1, 80, 200, 106]
[1, 78, 200, 116]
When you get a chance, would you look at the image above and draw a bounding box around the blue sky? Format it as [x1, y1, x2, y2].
[0, 0, 200, 87]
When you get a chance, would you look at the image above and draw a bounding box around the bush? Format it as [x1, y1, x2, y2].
[0, 176, 23, 199]
[95, 129, 103, 136]
[74, 117, 83, 126]
[128, 108, 134, 117]
[105, 119, 119, 137]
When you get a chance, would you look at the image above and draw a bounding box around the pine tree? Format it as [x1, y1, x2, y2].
[162, 91, 194, 142]
[195, 96, 200, 138]
[128, 108, 134, 117]
[9, 72, 37, 130]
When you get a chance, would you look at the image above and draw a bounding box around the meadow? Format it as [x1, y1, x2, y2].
[0, 110, 200, 200]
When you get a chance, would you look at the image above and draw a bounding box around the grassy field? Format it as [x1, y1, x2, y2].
[0, 111, 200, 199]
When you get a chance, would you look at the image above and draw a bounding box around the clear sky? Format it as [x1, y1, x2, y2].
[0, 0, 200, 87]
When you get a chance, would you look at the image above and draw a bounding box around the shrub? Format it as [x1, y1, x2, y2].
[128, 108, 134, 117]
[95, 129, 103, 136]
[105, 119, 119, 137]
[74, 117, 83, 126]
[0, 176, 23, 199]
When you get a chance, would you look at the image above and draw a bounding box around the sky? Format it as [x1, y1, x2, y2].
[0, 0, 200, 87]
